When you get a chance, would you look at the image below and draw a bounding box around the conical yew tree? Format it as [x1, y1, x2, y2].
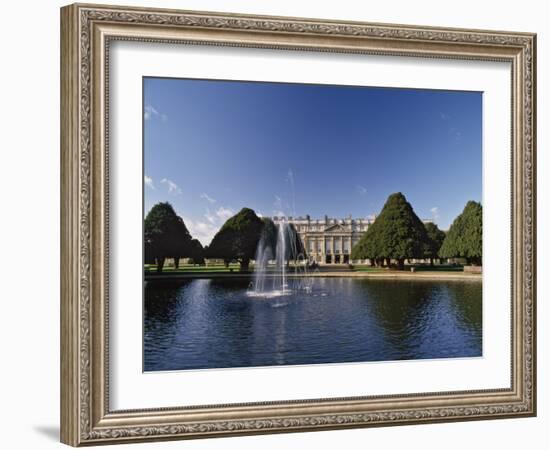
[144, 202, 193, 272]
[351, 192, 428, 270]
[439, 201, 482, 265]
[206, 207, 264, 271]
[424, 222, 446, 266]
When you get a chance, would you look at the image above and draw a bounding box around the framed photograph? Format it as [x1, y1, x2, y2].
[60, 3, 536, 446]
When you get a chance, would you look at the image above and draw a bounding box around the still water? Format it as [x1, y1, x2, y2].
[144, 278, 482, 371]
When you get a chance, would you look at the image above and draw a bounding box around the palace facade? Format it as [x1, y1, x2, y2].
[272, 215, 375, 264]
[273, 214, 434, 265]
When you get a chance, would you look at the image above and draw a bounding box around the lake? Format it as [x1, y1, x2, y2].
[144, 277, 482, 371]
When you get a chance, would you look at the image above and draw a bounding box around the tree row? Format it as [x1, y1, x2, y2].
[145, 204, 303, 272]
[350, 192, 482, 269]
[144, 193, 482, 273]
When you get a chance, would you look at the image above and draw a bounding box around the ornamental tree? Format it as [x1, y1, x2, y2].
[439, 201, 482, 265]
[351, 192, 428, 270]
[206, 207, 264, 271]
[424, 222, 446, 266]
[259, 218, 278, 255]
[260, 218, 306, 264]
[286, 223, 307, 262]
[144, 202, 193, 272]
[188, 239, 205, 265]
[351, 226, 382, 265]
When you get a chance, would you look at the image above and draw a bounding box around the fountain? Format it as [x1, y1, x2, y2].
[249, 218, 315, 298]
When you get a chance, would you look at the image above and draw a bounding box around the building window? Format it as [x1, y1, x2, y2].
[343, 239, 350, 253]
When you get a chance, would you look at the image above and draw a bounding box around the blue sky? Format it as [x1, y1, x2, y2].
[144, 77, 482, 246]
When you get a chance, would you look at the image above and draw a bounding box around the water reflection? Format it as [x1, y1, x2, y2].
[144, 278, 482, 371]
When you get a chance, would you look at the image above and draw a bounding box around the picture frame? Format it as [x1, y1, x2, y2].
[60, 2, 536, 446]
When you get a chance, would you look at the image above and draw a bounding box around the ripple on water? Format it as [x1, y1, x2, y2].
[143, 278, 482, 371]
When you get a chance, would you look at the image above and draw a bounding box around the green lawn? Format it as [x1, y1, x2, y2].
[144, 263, 249, 273]
[145, 262, 316, 274]
[145, 263, 466, 274]
[406, 265, 465, 272]
[350, 265, 387, 272]
[351, 264, 465, 273]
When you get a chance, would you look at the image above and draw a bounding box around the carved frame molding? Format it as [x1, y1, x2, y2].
[60, 3, 536, 446]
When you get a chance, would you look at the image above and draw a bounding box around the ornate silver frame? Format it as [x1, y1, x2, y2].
[60, 3, 536, 446]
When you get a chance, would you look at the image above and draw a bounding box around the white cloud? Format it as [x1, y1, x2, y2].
[356, 185, 367, 195]
[144, 104, 158, 121]
[200, 193, 216, 204]
[173, 205, 236, 246]
[440, 112, 451, 121]
[216, 206, 234, 222]
[182, 216, 218, 247]
[144, 175, 154, 190]
[204, 209, 216, 224]
[160, 178, 182, 195]
[182, 206, 234, 246]
[144, 104, 168, 122]
[430, 207, 440, 220]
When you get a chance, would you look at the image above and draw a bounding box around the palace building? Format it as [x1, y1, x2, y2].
[272, 215, 375, 265]
[273, 214, 434, 265]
